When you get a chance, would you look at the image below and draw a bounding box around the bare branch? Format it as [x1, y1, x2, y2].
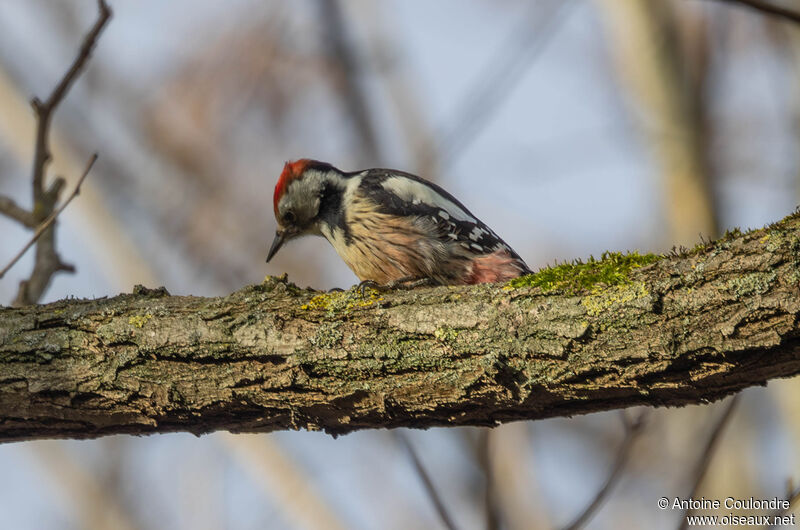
[9, 0, 111, 306]
[597, 1, 718, 245]
[678, 395, 741, 529]
[706, 0, 800, 25]
[0, 195, 36, 227]
[562, 411, 647, 530]
[30, 0, 110, 201]
[1, 214, 800, 441]
[0, 154, 97, 280]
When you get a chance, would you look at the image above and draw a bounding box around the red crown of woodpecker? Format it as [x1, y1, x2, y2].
[273, 159, 312, 218]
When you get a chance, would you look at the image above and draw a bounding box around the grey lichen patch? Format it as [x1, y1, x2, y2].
[518, 335, 571, 359]
[310, 322, 344, 349]
[581, 281, 650, 317]
[96, 318, 138, 346]
[358, 336, 458, 374]
[362, 332, 424, 359]
[725, 271, 777, 298]
[385, 302, 481, 335]
[787, 266, 800, 286]
[761, 228, 800, 254]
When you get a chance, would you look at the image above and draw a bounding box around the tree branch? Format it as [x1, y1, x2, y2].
[10, 0, 111, 307]
[0, 195, 36, 227]
[0, 154, 97, 280]
[562, 411, 647, 530]
[2, 213, 800, 442]
[30, 0, 110, 201]
[707, 0, 800, 25]
[396, 433, 459, 530]
[678, 395, 740, 528]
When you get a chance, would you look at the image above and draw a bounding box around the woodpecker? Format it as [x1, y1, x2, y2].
[267, 159, 531, 285]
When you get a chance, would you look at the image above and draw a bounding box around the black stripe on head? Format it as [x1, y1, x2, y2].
[318, 181, 352, 244]
[303, 160, 338, 175]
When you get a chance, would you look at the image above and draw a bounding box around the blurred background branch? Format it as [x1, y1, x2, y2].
[678, 395, 740, 529]
[562, 411, 647, 530]
[396, 433, 460, 530]
[0, 0, 110, 306]
[710, 0, 800, 24]
[0, 153, 96, 280]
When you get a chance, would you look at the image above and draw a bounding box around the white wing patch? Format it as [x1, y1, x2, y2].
[381, 177, 475, 223]
[469, 226, 487, 241]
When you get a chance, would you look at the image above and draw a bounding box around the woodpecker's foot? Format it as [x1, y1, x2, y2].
[356, 280, 382, 297]
[356, 277, 434, 297]
[327, 287, 345, 293]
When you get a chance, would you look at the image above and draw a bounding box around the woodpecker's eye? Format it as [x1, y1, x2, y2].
[282, 210, 296, 224]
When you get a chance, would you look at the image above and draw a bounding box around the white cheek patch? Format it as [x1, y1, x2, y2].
[285, 171, 327, 222]
[381, 177, 475, 223]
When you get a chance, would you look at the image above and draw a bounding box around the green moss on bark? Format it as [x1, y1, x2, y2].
[505, 251, 661, 293]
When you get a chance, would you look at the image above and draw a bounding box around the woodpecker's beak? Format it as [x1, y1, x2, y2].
[266, 230, 287, 262]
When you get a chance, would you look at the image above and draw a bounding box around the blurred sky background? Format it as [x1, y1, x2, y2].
[0, 0, 799, 529]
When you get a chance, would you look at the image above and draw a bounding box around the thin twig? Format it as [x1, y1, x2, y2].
[1, 154, 97, 280]
[678, 395, 741, 530]
[31, 0, 110, 201]
[395, 432, 460, 530]
[562, 410, 648, 530]
[9, 0, 111, 306]
[705, 0, 800, 25]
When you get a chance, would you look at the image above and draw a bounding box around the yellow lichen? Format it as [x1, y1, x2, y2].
[301, 289, 384, 314]
[581, 281, 649, 316]
[301, 293, 336, 311]
[433, 327, 459, 342]
[128, 314, 152, 328]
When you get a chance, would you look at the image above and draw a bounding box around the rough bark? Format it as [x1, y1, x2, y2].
[1, 213, 800, 442]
